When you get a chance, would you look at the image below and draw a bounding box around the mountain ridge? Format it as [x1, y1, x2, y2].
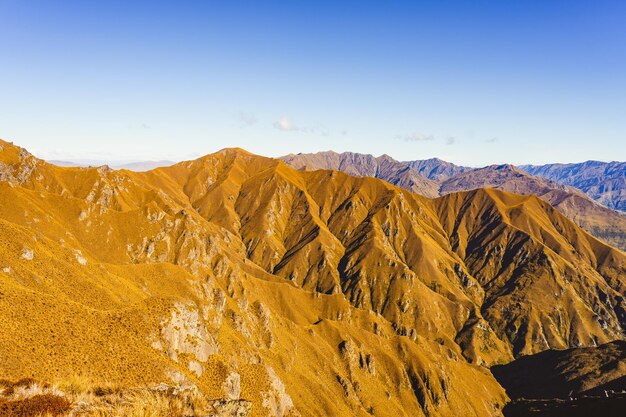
[280, 151, 626, 250]
[2, 139, 626, 416]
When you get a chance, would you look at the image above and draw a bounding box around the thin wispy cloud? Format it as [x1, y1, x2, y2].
[397, 132, 458, 146]
[485, 137, 499, 143]
[397, 132, 435, 142]
[125, 122, 151, 130]
[273, 116, 329, 136]
[237, 112, 258, 127]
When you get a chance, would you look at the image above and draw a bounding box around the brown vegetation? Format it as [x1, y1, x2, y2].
[0, 377, 251, 417]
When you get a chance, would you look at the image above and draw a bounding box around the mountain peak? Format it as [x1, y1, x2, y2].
[216, 146, 254, 156]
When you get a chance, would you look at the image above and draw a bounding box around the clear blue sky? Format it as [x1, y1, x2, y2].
[1, 0, 625, 166]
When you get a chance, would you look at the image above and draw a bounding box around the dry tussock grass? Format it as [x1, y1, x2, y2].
[0, 377, 242, 417]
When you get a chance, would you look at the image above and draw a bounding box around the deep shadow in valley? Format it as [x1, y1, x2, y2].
[493, 341, 626, 417]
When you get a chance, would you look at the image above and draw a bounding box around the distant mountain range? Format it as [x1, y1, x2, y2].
[49, 159, 175, 171]
[404, 158, 471, 181]
[520, 161, 626, 212]
[280, 151, 440, 197]
[280, 152, 626, 251]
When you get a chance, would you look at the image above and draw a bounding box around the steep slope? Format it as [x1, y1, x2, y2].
[2, 139, 626, 416]
[280, 151, 440, 198]
[492, 341, 626, 399]
[436, 189, 626, 358]
[439, 164, 626, 250]
[404, 158, 471, 181]
[521, 161, 626, 212]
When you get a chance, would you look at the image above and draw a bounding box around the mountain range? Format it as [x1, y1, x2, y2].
[520, 161, 626, 212]
[280, 152, 626, 251]
[2, 139, 626, 416]
[280, 151, 440, 197]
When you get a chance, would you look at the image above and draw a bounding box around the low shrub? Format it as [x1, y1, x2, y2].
[0, 394, 71, 416]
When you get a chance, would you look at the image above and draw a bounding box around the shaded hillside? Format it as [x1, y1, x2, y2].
[521, 161, 626, 212]
[280, 151, 439, 197]
[2, 139, 626, 416]
[492, 341, 626, 399]
[439, 164, 626, 250]
[502, 395, 626, 417]
[492, 341, 626, 417]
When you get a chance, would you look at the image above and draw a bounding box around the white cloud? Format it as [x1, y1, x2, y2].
[485, 137, 499, 143]
[273, 116, 299, 132]
[445, 136, 456, 145]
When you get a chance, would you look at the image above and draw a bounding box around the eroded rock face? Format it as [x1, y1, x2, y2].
[261, 367, 295, 417]
[223, 372, 241, 400]
[21, 247, 34, 260]
[156, 303, 219, 368]
[211, 399, 253, 417]
[0, 148, 41, 185]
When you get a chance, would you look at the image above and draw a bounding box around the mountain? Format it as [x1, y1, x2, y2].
[280, 151, 440, 197]
[439, 164, 626, 251]
[404, 158, 471, 181]
[520, 161, 626, 213]
[2, 139, 626, 416]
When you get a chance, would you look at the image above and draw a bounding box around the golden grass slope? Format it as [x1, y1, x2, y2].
[1, 139, 626, 416]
